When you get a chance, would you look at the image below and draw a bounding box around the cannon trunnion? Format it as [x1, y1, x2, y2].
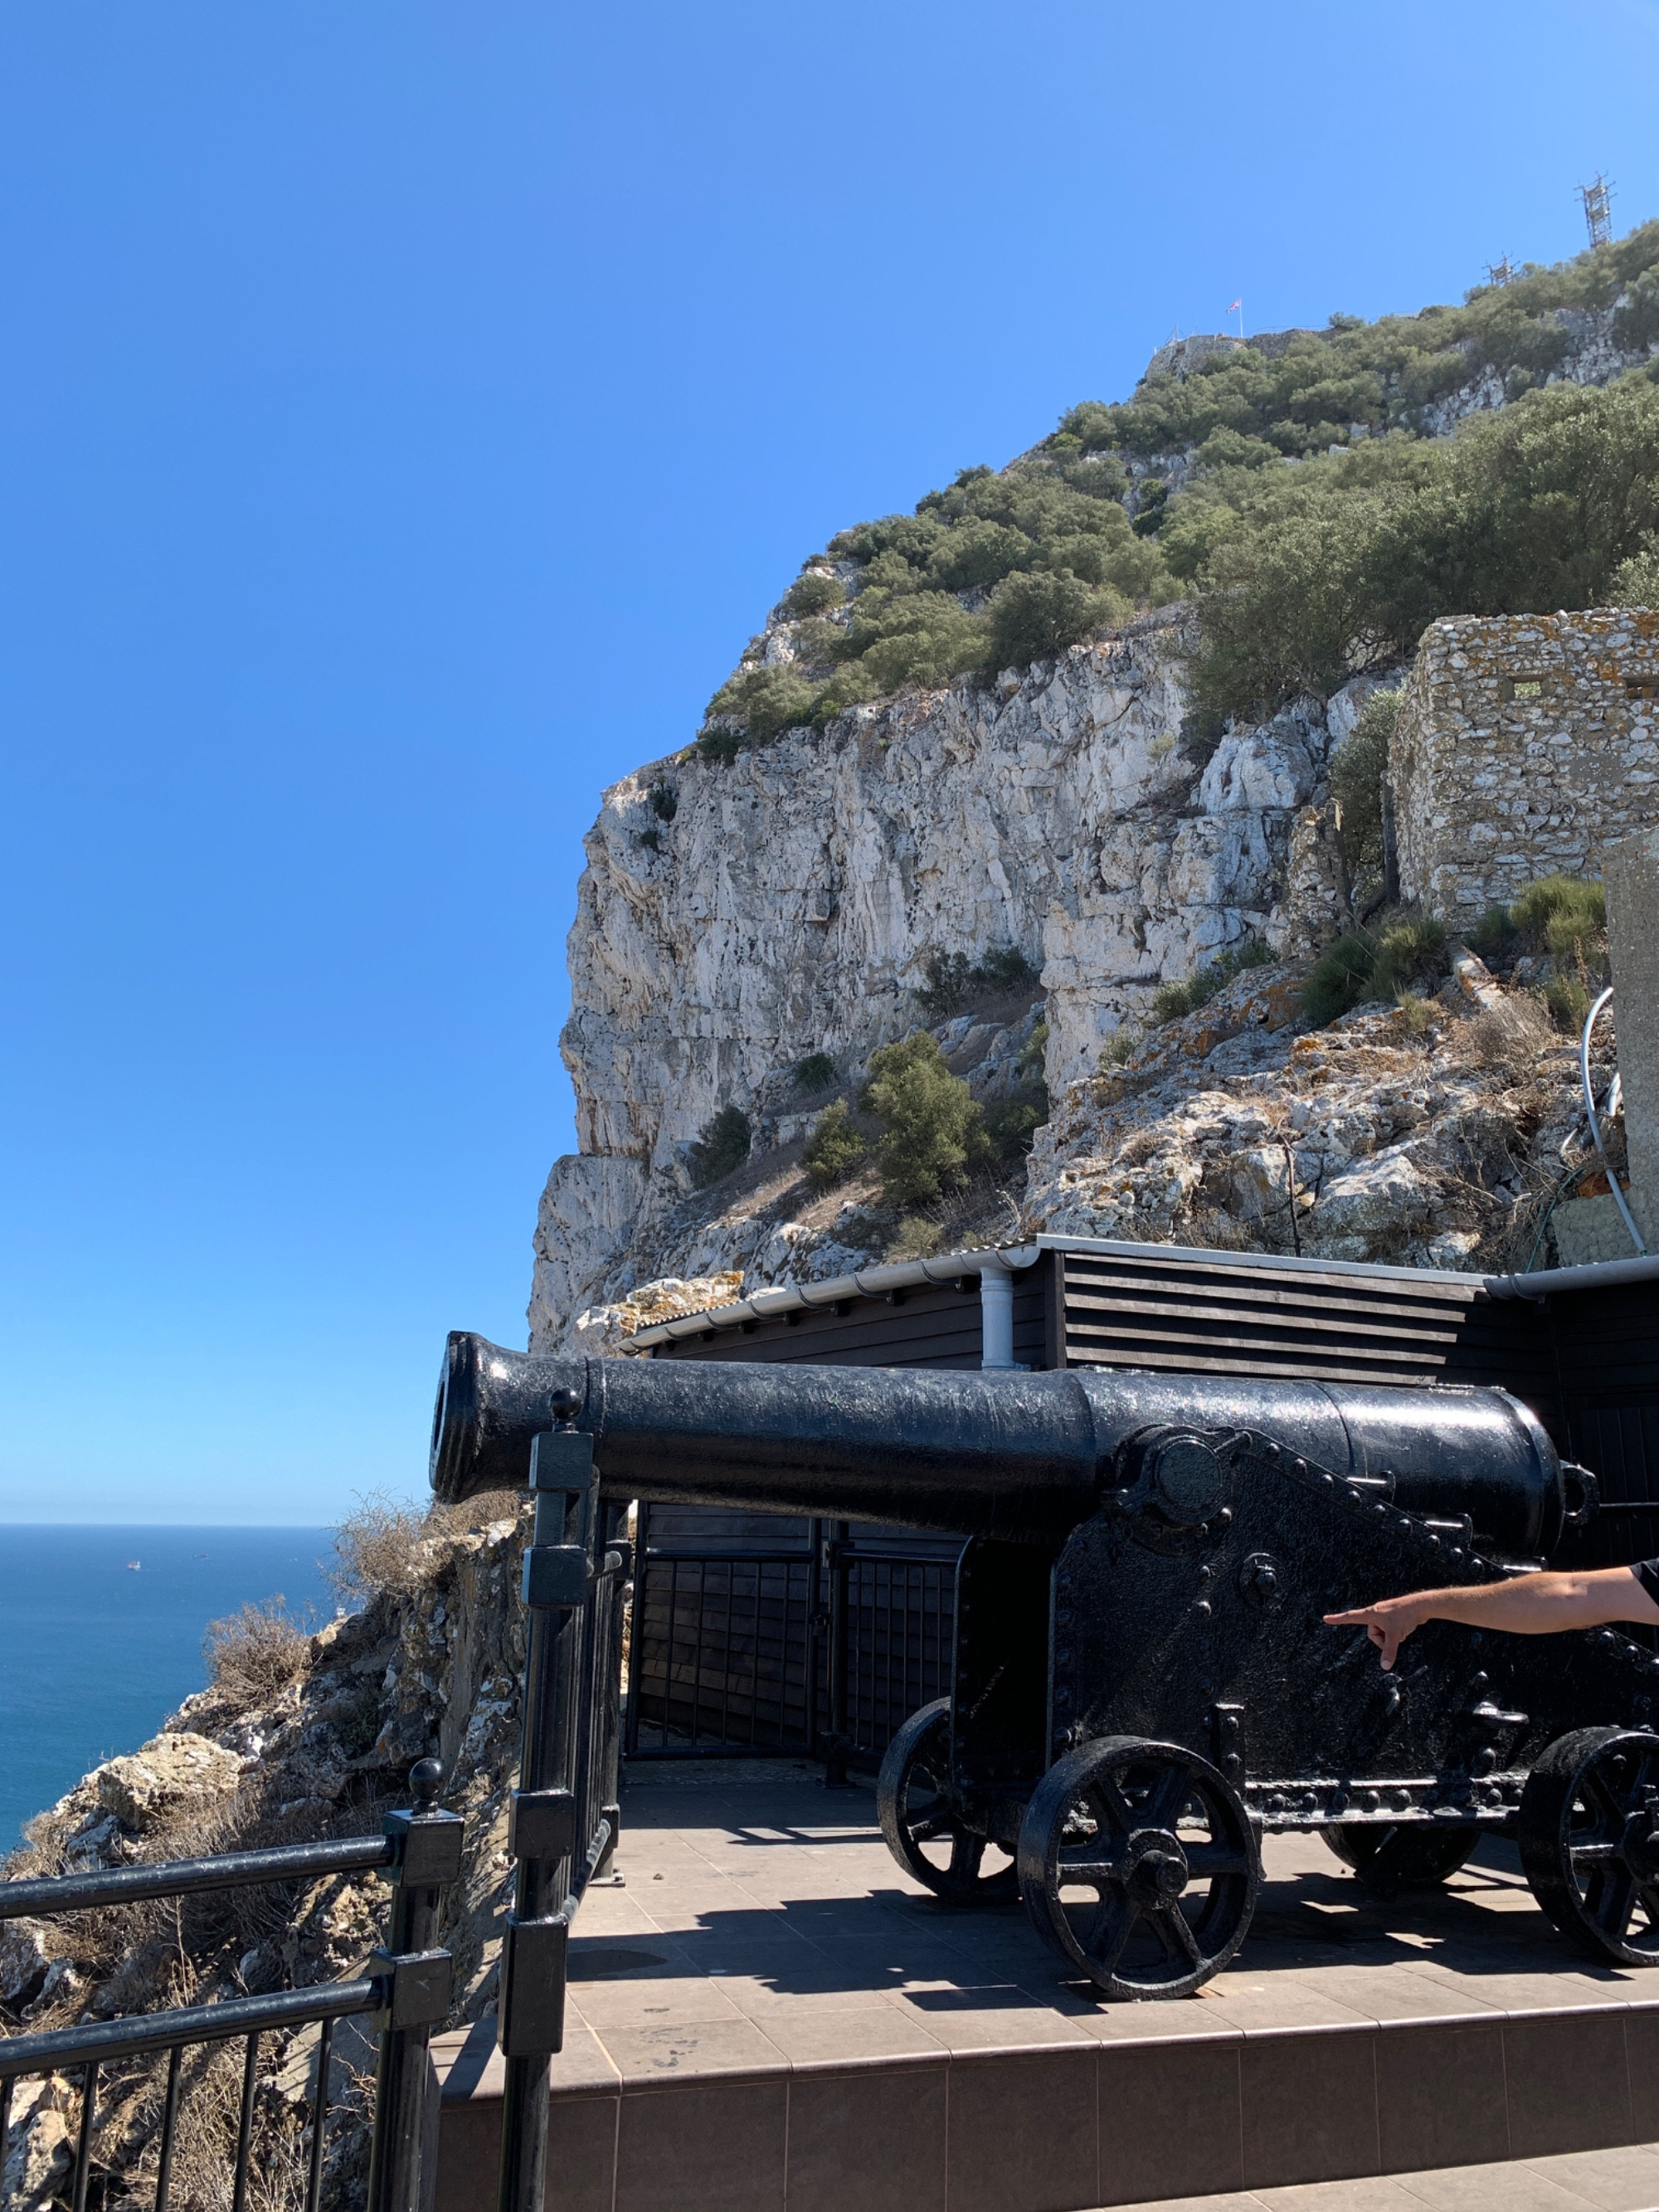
[434, 1333, 1659, 1999]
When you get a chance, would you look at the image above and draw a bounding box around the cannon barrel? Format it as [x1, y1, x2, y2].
[431, 1333, 1571, 1556]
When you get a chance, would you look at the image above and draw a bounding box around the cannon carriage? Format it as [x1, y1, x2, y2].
[433, 1333, 1659, 2000]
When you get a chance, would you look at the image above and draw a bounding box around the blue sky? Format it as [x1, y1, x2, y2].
[2, 1, 1655, 1522]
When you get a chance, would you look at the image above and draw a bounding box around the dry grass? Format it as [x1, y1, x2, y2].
[1463, 993, 1554, 1068]
[204, 1599, 311, 1704]
[328, 1493, 450, 1602]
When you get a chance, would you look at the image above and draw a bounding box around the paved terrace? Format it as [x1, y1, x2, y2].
[434, 1762, 1659, 2212]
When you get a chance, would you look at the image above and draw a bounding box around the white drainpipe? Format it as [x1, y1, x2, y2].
[980, 1261, 1018, 1370]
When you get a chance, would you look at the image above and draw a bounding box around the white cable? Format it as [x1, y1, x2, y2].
[1581, 987, 1647, 1256]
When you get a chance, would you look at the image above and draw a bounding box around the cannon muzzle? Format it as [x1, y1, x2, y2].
[431, 1333, 1575, 1556]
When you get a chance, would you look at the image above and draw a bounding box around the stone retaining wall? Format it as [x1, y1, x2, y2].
[1391, 609, 1659, 923]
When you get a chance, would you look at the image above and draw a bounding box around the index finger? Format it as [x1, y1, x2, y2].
[1322, 1608, 1375, 1625]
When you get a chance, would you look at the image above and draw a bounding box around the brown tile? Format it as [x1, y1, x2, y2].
[758, 2001, 948, 2066]
[1095, 2035, 1244, 2205]
[894, 1991, 1096, 2051]
[1623, 2006, 1659, 2141]
[548, 2020, 624, 2094]
[947, 2046, 1098, 2212]
[785, 2061, 947, 2212]
[613, 2076, 788, 2212]
[1503, 2009, 1632, 2160]
[434, 2071, 508, 2212]
[542, 2095, 620, 2212]
[1194, 1980, 1377, 2036]
[567, 1972, 742, 2032]
[1284, 1965, 1505, 2027]
[718, 1971, 915, 2017]
[1524, 2142, 1659, 2211]
[1389, 2156, 1604, 2208]
[1254, 2181, 1430, 2210]
[601, 2011, 786, 2087]
[1099, 2197, 1262, 2212]
[1375, 2019, 1510, 2175]
[1082, 1994, 1245, 2044]
[1239, 2025, 1380, 2190]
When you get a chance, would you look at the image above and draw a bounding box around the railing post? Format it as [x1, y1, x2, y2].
[365, 1761, 465, 2212]
[496, 1392, 598, 2212]
[593, 1501, 630, 1881]
[824, 1522, 851, 1786]
[623, 1501, 649, 1758]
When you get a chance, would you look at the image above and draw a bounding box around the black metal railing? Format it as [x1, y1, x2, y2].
[0, 1762, 462, 2212]
[491, 1400, 628, 2212]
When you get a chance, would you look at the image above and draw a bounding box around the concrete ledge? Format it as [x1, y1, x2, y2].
[434, 1995, 1659, 2212]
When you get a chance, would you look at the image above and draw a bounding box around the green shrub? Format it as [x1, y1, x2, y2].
[649, 782, 678, 821]
[783, 571, 845, 617]
[983, 1084, 1049, 1163]
[1187, 373, 1659, 721]
[1468, 903, 1519, 960]
[1545, 973, 1593, 1031]
[1131, 477, 1170, 538]
[1301, 913, 1447, 1026]
[1016, 1018, 1048, 1075]
[842, 590, 987, 693]
[1329, 691, 1399, 890]
[1100, 1025, 1141, 1068]
[701, 665, 822, 754]
[801, 1099, 868, 1193]
[1369, 914, 1447, 999]
[918, 944, 1041, 1018]
[985, 569, 1127, 669]
[791, 1051, 837, 1096]
[638, 826, 662, 852]
[862, 1034, 990, 1208]
[888, 1216, 945, 1262]
[1508, 874, 1606, 957]
[1608, 541, 1659, 607]
[1151, 938, 1273, 1024]
[1302, 932, 1383, 1026]
[688, 1105, 752, 1187]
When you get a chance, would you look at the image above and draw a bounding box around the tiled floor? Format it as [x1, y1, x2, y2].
[434, 1760, 1659, 2212]
[567, 1758, 1651, 2063]
[1106, 2139, 1659, 2210]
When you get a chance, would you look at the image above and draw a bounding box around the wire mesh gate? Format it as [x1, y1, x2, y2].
[625, 1505, 960, 1771]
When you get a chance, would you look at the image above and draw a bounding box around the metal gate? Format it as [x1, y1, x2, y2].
[625, 1503, 959, 1769]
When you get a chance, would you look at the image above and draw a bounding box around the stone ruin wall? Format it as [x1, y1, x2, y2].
[1392, 609, 1659, 923]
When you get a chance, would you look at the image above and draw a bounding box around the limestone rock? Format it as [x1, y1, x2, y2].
[573, 1271, 744, 1355]
[532, 616, 1340, 1350]
[95, 1732, 245, 1833]
[0, 1917, 47, 2004]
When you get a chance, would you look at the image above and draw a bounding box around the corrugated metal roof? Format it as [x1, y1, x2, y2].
[620, 1232, 1659, 1351]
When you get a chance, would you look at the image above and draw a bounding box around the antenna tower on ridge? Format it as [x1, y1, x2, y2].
[1485, 254, 1515, 289]
[1580, 173, 1613, 251]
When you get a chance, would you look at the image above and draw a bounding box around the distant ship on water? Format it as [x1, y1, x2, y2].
[125, 1560, 140, 1571]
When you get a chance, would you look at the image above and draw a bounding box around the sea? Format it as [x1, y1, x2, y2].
[0, 1527, 338, 1849]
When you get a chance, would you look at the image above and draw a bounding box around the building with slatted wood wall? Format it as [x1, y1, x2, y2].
[622, 1237, 1659, 1756]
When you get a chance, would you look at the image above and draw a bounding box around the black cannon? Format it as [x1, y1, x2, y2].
[432, 1333, 1659, 2000]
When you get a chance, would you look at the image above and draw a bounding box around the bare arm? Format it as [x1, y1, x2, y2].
[1324, 1566, 1659, 1671]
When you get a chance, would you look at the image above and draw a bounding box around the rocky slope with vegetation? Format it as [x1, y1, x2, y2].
[536, 227, 1657, 1348]
[2, 1506, 532, 2212]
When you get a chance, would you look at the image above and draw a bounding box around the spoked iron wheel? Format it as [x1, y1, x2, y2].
[1323, 1823, 1481, 1895]
[1017, 1736, 1258, 2000]
[877, 1698, 1017, 1905]
[1519, 1727, 1659, 1966]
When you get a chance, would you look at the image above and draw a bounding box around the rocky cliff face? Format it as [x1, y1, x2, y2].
[532, 618, 1389, 1349]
